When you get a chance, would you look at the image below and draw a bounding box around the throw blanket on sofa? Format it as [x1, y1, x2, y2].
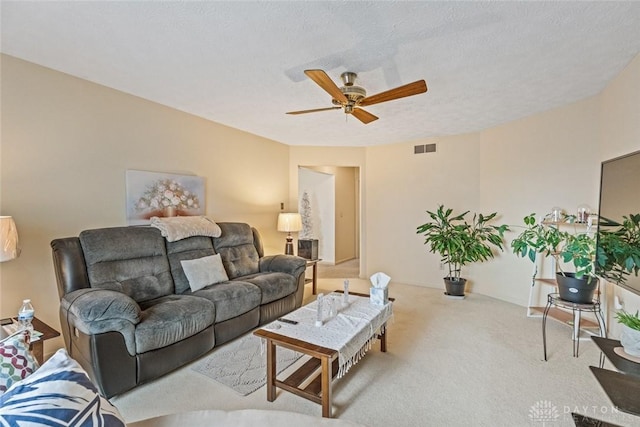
[150, 216, 222, 242]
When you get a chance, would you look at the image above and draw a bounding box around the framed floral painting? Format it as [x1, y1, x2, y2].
[126, 170, 205, 225]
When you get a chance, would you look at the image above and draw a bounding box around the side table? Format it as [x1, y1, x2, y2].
[305, 259, 321, 295]
[29, 317, 61, 365]
[590, 336, 640, 418]
[542, 293, 606, 360]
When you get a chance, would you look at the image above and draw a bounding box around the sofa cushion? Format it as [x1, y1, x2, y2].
[166, 236, 216, 294]
[214, 223, 260, 279]
[136, 295, 215, 353]
[193, 281, 261, 323]
[80, 227, 173, 303]
[181, 254, 229, 292]
[238, 272, 299, 304]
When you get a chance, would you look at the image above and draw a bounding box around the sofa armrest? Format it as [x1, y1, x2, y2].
[60, 288, 141, 355]
[259, 254, 307, 278]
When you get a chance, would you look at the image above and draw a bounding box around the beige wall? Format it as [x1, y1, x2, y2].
[366, 134, 481, 287]
[334, 166, 357, 263]
[0, 55, 290, 350]
[362, 92, 604, 306]
[474, 96, 601, 304]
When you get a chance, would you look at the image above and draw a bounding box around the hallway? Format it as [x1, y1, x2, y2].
[317, 258, 359, 279]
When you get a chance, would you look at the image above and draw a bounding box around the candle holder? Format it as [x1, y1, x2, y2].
[315, 293, 324, 327]
[342, 279, 350, 307]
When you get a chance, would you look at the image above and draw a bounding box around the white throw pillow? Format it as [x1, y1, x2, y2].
[181, 254, 229, 292]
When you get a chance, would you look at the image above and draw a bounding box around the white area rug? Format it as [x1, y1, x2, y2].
[191, 333, 302, 396]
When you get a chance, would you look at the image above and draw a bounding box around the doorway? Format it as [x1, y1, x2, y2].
[298, 166, 360, 269]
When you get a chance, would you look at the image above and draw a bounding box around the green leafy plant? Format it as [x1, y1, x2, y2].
[511, 213, 596, 279]
[510, 214, 563, 262]
[561, 232, 597, 278]
[596, 214, 640, 286]
[616, 310, 640, 331]
[416, 205, 509, 281]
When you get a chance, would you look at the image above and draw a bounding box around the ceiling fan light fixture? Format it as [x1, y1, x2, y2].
[287, 69, 426, 125]
[340, 71, 358, 86]
[340, 85, 366, 103]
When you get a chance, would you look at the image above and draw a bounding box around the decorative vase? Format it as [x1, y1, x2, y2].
[443, 277, 466, 296]
[556, 272, 597, 304]
[163, 206, 177, 217]
[620, 324, 640, 357]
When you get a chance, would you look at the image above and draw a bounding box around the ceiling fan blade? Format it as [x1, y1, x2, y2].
[304, 70, 348, 104]
[351, 108, 378, 124]
[359, 80, 427, 107]
[286, 106, 342, 115]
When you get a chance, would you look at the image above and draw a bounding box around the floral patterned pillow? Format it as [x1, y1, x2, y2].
[0, 330, 39, 394]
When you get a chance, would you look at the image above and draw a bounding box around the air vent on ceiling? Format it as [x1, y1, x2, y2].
[414, 143, 436, 154]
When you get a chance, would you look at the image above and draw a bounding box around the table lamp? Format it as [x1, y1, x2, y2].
[277, 213, 302, 255]
[0, 216, 20, 262]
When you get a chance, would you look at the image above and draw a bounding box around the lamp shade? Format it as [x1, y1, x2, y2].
[0, 216, 20, 262]
[277, 213, 302, 233]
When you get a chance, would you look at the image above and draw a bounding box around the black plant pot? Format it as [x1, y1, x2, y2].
[556, 272, 598, 304]
[443, 277, 467, 296]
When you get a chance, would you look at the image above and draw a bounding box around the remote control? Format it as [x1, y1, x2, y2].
[277, 318, 298, 325]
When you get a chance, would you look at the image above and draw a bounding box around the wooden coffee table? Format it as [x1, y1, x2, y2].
[253, 291, 393, 418]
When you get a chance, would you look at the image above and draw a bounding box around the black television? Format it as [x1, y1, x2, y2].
[596, 149, 640, 295]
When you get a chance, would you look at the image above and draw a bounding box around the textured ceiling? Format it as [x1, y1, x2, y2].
[2, 1, 640, 147]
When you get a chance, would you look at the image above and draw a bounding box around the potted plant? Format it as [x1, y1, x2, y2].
[511, 213, 598, 304]
[416, 205, 509, 297]
[615, 310, 640, 357]
[596, 213, 640, 287]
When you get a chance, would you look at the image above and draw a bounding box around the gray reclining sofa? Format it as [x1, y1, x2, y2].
[51, 222, 306, 398]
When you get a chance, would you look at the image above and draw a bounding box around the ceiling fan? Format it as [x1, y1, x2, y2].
[287, 69, 427, 124]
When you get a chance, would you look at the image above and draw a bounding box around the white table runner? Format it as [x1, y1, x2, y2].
[264, 293, 393, 378]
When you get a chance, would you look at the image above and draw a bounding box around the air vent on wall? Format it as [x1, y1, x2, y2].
[414, 143, 436, 154]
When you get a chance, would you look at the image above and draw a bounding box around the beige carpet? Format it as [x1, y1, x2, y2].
[318, 259, 360, 279]
[111, 279, 640, 427]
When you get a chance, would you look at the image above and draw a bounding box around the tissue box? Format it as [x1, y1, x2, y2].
[370, 287, 388, 306]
